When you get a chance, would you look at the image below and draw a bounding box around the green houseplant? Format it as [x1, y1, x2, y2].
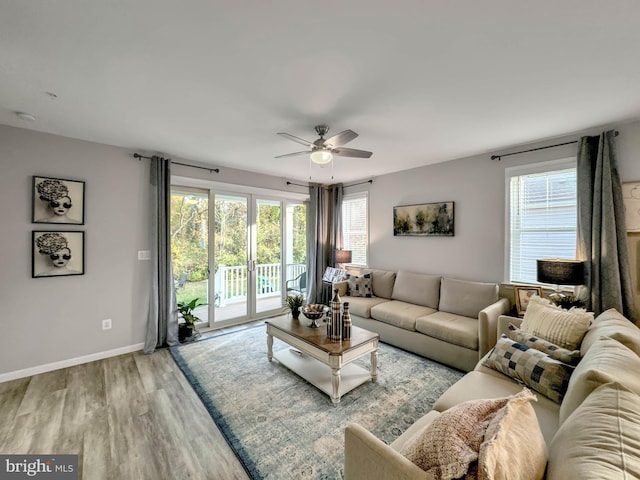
[177, 297, 207, 341]
[287, 293, 305, 320]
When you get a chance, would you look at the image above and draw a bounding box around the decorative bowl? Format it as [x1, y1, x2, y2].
[302, 304, 328, 327]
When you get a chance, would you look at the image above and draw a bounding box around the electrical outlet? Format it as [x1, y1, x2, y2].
[138, 250, 151, 260]
[102, 318, 112, 330]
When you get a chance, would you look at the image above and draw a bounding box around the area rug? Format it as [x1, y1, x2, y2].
[170, 321, 464, 479]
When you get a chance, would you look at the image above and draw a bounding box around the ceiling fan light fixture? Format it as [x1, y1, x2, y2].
[310, 150, 333, 165]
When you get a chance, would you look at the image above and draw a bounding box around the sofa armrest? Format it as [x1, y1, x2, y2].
[334, 280, 348, 297]
[498, 314, 522, 337]
[477, 297, 510, 358]
[344, 423, 431, 480]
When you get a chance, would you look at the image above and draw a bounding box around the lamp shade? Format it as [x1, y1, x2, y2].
[310, 150, 333, 164]
[334, 249, 352, 264]
[536, 259, 585, 286]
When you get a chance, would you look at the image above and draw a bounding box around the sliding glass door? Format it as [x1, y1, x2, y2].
[170, 187, 210, 326]
[214, 193, 249, 321]
[255, 198, 282, 315]
[172, 184, 307, 328]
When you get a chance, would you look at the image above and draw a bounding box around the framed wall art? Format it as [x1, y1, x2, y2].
[514, 286, 542, 316]
[32, 176, 85, 225]
[622, 181, 640, 232]
[32, 231, 85, 278]
[393, 202, 454, 236]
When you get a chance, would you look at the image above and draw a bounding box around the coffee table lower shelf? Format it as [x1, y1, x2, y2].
[273, 348, 372, 401]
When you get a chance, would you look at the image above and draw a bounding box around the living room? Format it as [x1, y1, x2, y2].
[2, 2, 640, 479]
[3, 121, 640, 380]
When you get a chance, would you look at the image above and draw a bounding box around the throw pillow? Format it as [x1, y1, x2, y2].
[398, 390, 534, 479]
[520, 295, 593, 350]
[478, 389, 547, 480]
[346, 273, 372, 298]
[483, 335, 574, 403]
[548, 382, 640, 479]
[559, 335, 640, 424]
[580, 308, 640, 357]
[508, 324, 581, 366]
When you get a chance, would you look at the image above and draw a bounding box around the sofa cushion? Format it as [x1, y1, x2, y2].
[398, 389, 537, 479]
[363, 269, 397, 299]
[391, 270, 441, 309]
[547, 382, 640, 479]
[370, 300, 436, 331]
[507, 324, 581, 366]
[346, 273, 372, 297]
[478, 389, 547, 480]
[438, 277, 499, 319]
[416, 311, 479, 350]
[433, 371, 560, 447]
[483, 336, 574, 404]
[520, 295, 593, 350]
[344, 296, 391, 318]
[580, 308, 640, 357]
[559, 335, 640, 425]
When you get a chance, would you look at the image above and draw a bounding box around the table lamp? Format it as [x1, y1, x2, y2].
[536, 259, 585, 303]
[334, 249, 352, 269]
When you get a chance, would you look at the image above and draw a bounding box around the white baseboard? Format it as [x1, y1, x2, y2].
[0, 343, 146, 383]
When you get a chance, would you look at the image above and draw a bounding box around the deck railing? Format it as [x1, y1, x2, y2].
[214, 263, 305, 306]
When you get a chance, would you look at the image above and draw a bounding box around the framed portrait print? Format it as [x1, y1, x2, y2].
[393, 202, 454, 236]
[32, 176, 85, 225]
[32, 231, 85, 278]
[514, 286, 543, 316]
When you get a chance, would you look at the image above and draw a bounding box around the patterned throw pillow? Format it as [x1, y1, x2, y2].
[398, 389, 537, 478]
[346, 273, 372, 298]
[520, 295, 593, 350]
[483, 335, 575, 403]
[508, 324, 582, 366]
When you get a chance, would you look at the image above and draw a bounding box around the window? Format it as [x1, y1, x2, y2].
[342, 192, 368, 266]
[506, 159, 577, 284]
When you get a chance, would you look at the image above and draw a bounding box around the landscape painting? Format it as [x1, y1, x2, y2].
[393, 202, 454, 236]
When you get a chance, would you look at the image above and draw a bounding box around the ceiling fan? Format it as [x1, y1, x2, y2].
[276, 125, 373, 164]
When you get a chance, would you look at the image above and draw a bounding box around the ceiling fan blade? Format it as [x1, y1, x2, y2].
[274, 150, 311, 159]
[332, 147, 373, 158]
[277, 132, 314, 147]
[324, 129, 358, 148]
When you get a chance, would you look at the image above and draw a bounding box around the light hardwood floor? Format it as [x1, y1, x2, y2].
[0, 325, 261, 480]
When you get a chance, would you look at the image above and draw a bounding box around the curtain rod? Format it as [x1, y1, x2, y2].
[490, 130, 619, 161]
[133, 153, 220, 173]
[286, 179, 373, 189]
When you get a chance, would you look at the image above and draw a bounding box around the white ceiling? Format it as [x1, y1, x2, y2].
[2, 1, 640, 183]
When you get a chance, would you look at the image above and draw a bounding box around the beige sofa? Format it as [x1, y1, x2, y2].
[345, 308, 640, 479]
[335, 269, 510, 372]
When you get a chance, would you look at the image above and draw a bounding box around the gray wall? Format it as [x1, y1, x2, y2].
[355, 120, 640, 287]
[0, 126, 151, 378]
[2, 120, 640, 378]
[0, 124, 305, 379]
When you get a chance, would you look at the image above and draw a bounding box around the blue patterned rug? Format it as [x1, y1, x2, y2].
[170, 320, 463, 479]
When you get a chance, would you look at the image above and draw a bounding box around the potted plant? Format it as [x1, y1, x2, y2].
[287, 293, 305, 320]
[177, 297, 207, 341]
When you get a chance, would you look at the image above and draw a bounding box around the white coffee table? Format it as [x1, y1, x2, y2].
[266, 316, 379, 404]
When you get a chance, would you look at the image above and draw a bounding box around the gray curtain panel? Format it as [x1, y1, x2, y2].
[577, 130, 636, 320]
[306, 183, 344, 304]
[306, 184, 328, 304]
[330, 183, 344, 253]
[144, 156, 179, 354]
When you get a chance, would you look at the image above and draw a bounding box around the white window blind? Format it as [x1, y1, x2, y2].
[342, 192, 368, 266]
[507, 160, 577, 284]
